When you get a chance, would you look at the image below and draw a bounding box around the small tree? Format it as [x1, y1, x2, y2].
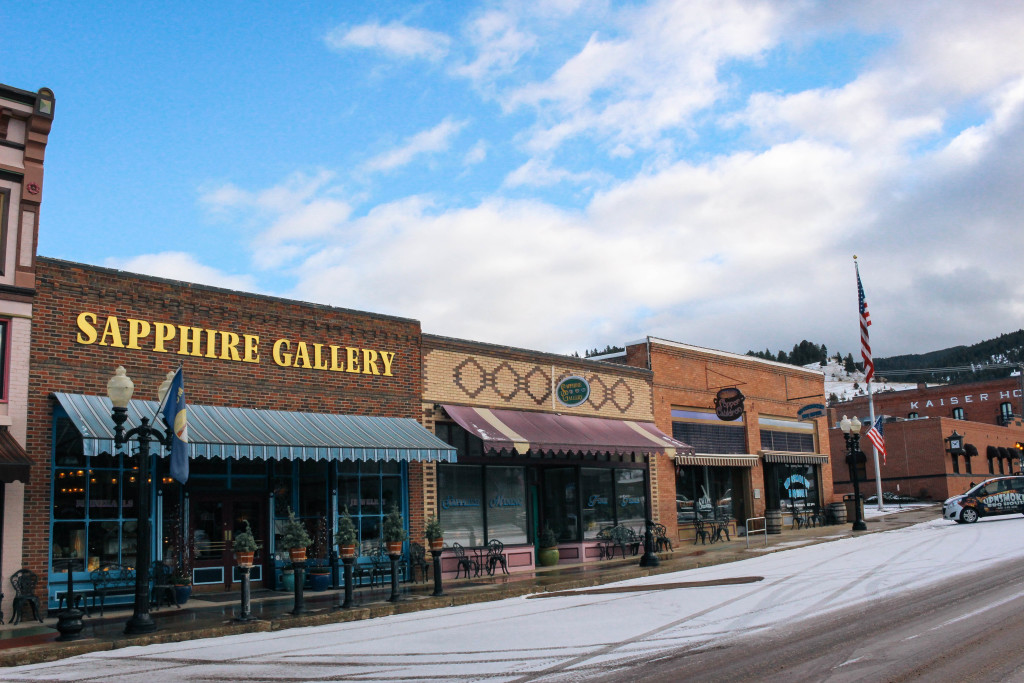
[382, 505, 407, 543]
[280, 507, 312, 550]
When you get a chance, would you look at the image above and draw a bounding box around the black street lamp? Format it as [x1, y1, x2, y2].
[107, 366, 171, 635]
[639, 465, 659, 567]
[839, 415, 868, 532]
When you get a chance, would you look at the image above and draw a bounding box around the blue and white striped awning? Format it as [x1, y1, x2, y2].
[53, 393, 456, 463]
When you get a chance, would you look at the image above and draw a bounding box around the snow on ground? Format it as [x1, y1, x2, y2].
[8, 512, 1024, 682]
[863, 503, 931, 519]
[813, 359, 919, 404]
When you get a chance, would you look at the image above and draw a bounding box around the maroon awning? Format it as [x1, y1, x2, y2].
[441, 405, 694, 456]
[0, 428, 31, 483]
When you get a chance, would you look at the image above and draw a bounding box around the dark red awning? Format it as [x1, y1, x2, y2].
[0, 428, 31, 483]
[442, 405, 693, 457]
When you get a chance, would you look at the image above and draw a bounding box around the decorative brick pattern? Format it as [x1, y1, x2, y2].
[424, 338, 653, 421]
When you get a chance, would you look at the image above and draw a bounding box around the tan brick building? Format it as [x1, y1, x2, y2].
[421, 335, 686, 570]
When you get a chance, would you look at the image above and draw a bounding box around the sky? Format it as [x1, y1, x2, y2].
[4, 1, 1024, 359]
[7, 511, 1020, 681]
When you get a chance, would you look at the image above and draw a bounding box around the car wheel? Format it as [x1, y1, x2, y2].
[961, 507, 979, 524]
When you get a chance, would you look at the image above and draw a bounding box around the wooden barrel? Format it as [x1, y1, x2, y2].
[766, 508, 783, 535]
[829, 502, 847, 525]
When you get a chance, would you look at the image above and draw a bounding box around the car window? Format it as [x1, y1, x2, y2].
[976, 482, 1000, 495]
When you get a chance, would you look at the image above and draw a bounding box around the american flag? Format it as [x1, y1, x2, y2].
[856, 260, 874, 383]
[865, 415, 887, 465]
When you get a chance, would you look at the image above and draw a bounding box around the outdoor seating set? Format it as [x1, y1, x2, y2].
[597, 522, 673, 558]
[691, 518, 732, 545]
[790, 503, 831, 529]
[450, 540, 509, 578]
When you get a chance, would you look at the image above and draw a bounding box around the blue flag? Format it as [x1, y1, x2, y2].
[162, 367, 189, 483]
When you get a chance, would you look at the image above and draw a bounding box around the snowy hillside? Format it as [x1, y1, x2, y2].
[810, 359, 921, 404]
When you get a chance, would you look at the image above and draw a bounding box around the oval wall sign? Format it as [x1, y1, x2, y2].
[714, 387, 745, 421]
[556, 376, 590, 407]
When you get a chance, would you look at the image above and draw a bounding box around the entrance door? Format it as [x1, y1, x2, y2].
[190, 494, 266, 590]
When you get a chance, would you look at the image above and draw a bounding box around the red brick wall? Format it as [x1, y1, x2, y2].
[27, 258, 424, 602]
[830, 417, 1024, 501]
[624, 339, 833, 535]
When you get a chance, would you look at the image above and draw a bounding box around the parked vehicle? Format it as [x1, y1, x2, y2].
[943, 476, 1024, 523]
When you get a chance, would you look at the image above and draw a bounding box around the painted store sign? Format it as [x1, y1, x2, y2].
[74, 312, 397, 376]
[908, 389, 1021, 410]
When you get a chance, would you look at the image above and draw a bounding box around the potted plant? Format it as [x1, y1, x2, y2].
[425, 515, 444, 551]
[337, 507, 357, 559]
[233, 520, 260, 566]
[537, 524, 559, 567]
[280, 507, 311, 562]
[383, 505, 407, 555]
[171, 567, 192, 605]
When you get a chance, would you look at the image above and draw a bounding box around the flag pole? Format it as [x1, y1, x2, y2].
[867, 378, 884, 511]
[855, 255, 885, 510]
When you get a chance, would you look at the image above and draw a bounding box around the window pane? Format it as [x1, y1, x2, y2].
[381, 476, 402, 517]
[51, 522, 86, 572]
[615, 469, 646, 529]
[299, 460, 327, 518]
[711, 468, 733, 520]
[360, 476, 381, 516]
[360, 516, 381, 554]
[88, 521, 121, 568]
[87, 470, 120, 519]
[339, 476, 359, 515]
[272, 476, 293, 518]
[676, 467, 696, 524]
[438, 465, 484, 547]
[542, 467, 578, 542]
[580, 468, 614, 538]
[484, 467, 527, 544]
[53, 469, 86, 519]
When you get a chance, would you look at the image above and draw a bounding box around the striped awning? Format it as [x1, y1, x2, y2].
[674, 453, 760, 467]
[441, 405, 692, 457]
[761, 450, 830, 465]
[54, 393, 456, 463]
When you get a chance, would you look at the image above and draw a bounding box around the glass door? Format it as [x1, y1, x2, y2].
[190, 495, 266, 589]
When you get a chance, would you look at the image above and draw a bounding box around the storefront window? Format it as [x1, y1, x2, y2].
[616, 469, 646, 529]
[438, 465, 484, 546]
[580, 468, 614, 538]
[676, 466, 735, 523]
[485, 467, 527, 544]
[335, 461, 407, 553]
[772, 464, 819, 510]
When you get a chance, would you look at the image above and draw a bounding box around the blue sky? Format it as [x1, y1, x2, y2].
[4, 1, 1024, 359]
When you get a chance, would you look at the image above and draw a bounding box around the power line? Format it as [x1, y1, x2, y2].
[875, 362, 1022, 377]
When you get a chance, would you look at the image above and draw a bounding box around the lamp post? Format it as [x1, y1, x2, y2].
[839, 415, 867, 532]
[108, 366, 171, 635]
[639, 465, 659, 567]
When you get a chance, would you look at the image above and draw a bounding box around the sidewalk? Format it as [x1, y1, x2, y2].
[0, 504, 940, 667]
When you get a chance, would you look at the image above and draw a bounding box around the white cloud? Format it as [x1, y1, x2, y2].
[105, 252, 260, 292]
[363, 118, 468, 173]
[453, 10, 537, 85]
[463, 140, 488, 166]
[503, 157, 608, 189]
[324, 21, 450, 61]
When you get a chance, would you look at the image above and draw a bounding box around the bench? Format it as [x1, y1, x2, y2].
[90, 563, 136, 616]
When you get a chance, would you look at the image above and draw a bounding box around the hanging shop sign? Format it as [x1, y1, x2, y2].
[714, 387, 745, 421]
[73, 312, 396, 376]
[798, 403, 826, 420]
[556, 376, 591, 407]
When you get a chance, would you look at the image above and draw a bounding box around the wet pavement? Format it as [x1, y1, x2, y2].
[0, 504, 940, 667]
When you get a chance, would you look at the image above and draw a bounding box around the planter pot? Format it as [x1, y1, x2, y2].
[428, 538, 444, 552]
[289, 547, 307, 562]
[339, 544, 356, 559]
[309, 572, 330, 591]
[537, 547, 559, 567]
[385, 541, 403, 556]
[235, 551, 255, 567]
[173, 585, 191, 605]
[281, 570, 295, 592]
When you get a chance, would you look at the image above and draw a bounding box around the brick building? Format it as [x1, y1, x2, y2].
[421, 335, 687, 571]
[597, 338, 834, 541]
[829, 377, 1024, 503]
[28, 258, 454, 610]
[0, 83, 55, 619]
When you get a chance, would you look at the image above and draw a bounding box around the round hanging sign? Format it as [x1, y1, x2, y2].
[556, 376, 590, 407]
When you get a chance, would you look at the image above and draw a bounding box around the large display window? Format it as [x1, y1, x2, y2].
[438, 464, 528, 546]
[676, 466, 735, 523]
[543, 466, 648, 541]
